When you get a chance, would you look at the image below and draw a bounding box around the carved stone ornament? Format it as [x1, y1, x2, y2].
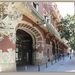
[0, 2, 23, 42]
[7, 2, 23, 21]
[8, 33, 16, 44]
[36, 43, 40, 49]
[41, 43, 44, 49]
[0, 2, 23, 37]
[0, 33, 4, 41]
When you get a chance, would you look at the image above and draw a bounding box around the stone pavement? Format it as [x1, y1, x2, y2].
[41, 54, 75, 72]
[17, 54, 75, 72]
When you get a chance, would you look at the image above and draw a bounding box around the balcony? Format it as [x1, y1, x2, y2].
[50, 4, 61, 22]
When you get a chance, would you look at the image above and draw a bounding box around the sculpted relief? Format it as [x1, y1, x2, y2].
[0, 2, 23, 43]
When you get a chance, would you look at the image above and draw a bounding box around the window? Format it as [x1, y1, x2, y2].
[44, 15, 46, 20]
[44, 15, 48, 22]
[31, 2, 39, 11]
[33, 2, 36, 8]
[30, 2, 33, 5]
[47, 19, 49, 23]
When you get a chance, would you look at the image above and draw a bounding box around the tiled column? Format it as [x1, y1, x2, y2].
[0, 31, 16, 72]
[33, 42, 45, 65]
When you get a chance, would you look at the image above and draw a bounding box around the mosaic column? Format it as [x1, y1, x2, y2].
[0, 31, 16, 72]
[32, 41, 45, 65]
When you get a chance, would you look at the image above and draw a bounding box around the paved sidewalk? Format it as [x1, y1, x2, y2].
[17, 55, 74, 72]
[41, 54, 75, 72]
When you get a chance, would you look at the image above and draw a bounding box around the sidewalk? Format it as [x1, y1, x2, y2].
[17, 55, 71, 72]
[41, 54, 75, 72]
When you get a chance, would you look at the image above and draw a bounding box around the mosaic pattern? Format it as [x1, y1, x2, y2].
[0, 34, 4, 41]
[0, 2, 22, 42]
[33, 51, 43, 59]
[8, 33, 16, 44]
[0, 48, 15, 63]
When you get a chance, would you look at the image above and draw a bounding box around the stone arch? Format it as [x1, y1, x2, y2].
[16, 21, 44, 49]
[46, 33, 50, 38]
[45, 32, 51, 45]
[17, 28, 36, 49]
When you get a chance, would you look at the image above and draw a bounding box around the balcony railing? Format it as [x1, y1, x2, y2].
[50, 4, 60, 21]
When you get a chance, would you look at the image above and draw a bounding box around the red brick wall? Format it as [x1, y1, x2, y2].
[38, 2, 43, 17]
[64, 48, 67, 55]
[0, 36, 15, 52]
[43, 40, 52, 56]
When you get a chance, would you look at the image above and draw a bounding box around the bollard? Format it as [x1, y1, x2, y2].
[55, 58, 56, 63]
[51, 60, 53, 65]
[58, 58, 59, 61]
[25, 66, 27, 71]
[60, 57, 61, 60]
[38, 63, 40, 71]
[70, 56, 71, 59]
[46, 63, 47, 68]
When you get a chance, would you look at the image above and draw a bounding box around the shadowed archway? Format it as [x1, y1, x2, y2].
[52, 41, 55, 55]
[16, 29, 33, 66]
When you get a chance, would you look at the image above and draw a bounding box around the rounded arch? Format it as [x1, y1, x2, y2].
[46, 33, 50, 38]
[16, 29, 33, 65]
[16, 21, 44, 49]
[16, 27, 36, 49]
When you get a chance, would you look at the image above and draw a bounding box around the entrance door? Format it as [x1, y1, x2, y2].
[16, 29, 32, 66]
[21, 40, 32, 65]
[52, 41, 55, 55]
[47, 49, 50, 61]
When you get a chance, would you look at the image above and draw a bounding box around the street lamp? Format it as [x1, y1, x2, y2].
[33, 20, 47, 27]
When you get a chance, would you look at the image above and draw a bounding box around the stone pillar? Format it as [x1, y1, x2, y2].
[32, 42, 45, 65]
[0, 31, 16, 72]
[64, 48, 67, 55]
[0, 2, 23, 72]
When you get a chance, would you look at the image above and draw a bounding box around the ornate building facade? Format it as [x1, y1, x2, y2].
[0, 2, 67, 72]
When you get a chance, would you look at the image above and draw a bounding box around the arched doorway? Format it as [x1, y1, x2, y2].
[52, 41, 55, 55]
[56, 44, 58, 54]
[16, 29, 33, 66]
[47, 49, 50, 61]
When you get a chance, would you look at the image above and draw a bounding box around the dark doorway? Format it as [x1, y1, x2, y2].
[47, 49, 50, 61]
[16, 29, 32, 66]
[56, 44, 58, 54]
[52, 41, 55, 55]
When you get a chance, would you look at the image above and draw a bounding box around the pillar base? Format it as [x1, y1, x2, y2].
[33, 56, 48, 65]
[0, 63, 16, 72]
